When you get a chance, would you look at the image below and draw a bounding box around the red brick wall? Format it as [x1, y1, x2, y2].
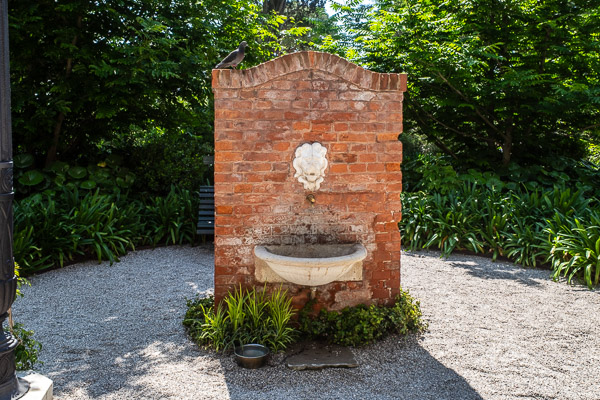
[212, 51, 406, 310]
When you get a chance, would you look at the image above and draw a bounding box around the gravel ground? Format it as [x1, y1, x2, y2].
[12, 246, 600, 400]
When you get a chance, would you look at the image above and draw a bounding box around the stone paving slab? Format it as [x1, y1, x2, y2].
[286, 343, 358, 370]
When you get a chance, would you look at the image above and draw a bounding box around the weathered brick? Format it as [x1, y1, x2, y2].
[367, 163, 385, 172]
[349, 163, 367, 173]
[216, 205, 233, 215]
[330, 143, 348, 152]
[331, 153, 358, 163]
[330, 164, 348, 173]
[215, 152, 243, 162]
[385, 162, 401, 171]
[293, 121, 310, 131]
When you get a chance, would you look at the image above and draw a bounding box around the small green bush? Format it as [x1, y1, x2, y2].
[298, 289, 426, 347]
[10, 263, 42, 371]
[13, 185, 199, 276]
[13, 154, 136, 198]
[183, 286, 296, 352]
[123, 129, 213, 194]
[9, 323, 42, 371]
[184, 287, 427, 351]
[400, 182, 600, 288]
[143, 186, 199, 246]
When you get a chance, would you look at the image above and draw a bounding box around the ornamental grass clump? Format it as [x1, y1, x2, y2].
[400, 180, 600, 288]
[183, 286, 296, 352]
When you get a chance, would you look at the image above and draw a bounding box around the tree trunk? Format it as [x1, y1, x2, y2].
[45, 111, 65, 167]
[45, 15, 81, 167]
[501, 134, 512, 166]
[263, 0, 287, 14]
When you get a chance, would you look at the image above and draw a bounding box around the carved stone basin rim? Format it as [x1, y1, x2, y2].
[254, 243, 367, 286]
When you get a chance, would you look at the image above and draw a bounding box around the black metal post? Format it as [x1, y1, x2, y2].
[0, 1, 29, 398]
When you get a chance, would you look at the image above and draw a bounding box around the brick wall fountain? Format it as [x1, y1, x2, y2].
[212, 51, 406, 310]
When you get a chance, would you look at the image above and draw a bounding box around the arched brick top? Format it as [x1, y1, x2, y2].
[212, 51, 407, 92]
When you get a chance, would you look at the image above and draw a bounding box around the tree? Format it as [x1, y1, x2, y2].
[262, 0, 340, 52]
[262, 0, 326, 19]
[9, 0, 278, 167]
[328, 0, 600, 167]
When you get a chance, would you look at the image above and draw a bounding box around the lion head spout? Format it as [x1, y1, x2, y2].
[293, 142, 328, 191]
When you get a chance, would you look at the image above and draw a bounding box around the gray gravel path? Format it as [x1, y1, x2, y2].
[12, 246, 600, 400]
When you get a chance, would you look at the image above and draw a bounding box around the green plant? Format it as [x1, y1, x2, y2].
[10, 263, 42, 371]
[245, 286, 268, 334]
[183, 286, 297, 352]
[200, 303, 231, 352]
[12, 225, 50, 274]
[415, 154, 460, 194]
[73, 190, 137, 264]
[329, 0, 599, 168]
[125, 129, 213, 194]
[263, 286, 296, 352]
[298, 289, 426, 346]
[14, 193, 81, 272]
[9, 323, 42, 371]
[543, 211, 600, 288]
[224, 286, 249, 347]
[13, 184, 197, 276]
[400, 174, 600, 288]
[145, 186, 198, 246]
[503, 218, 547, 268]
[14, 154, 136, 197]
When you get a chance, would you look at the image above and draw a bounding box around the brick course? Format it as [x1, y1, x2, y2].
[212, 51, 406, 310]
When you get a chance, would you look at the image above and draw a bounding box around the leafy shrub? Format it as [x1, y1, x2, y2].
[14, 189, 138, 274]
[400, 181, 600, 288]
[542, 211, 600, 288]
[144, 186, 199, 246]
[403, 153, 600, 196]
[14, 193, 81, 273]
[71, 190, 138, 264]
[14, 154, 136, 197]
[415, 154, 461, 194]
[9, 323, 42, 371]
[183, 286, 296, 352]
[122, 129, 213, 194]
[13, 185, 198, 276]
[298, 289, 426, 347]
[10, 263, 43, 371]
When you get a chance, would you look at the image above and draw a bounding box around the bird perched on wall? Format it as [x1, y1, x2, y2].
[214, 41, 248, 69]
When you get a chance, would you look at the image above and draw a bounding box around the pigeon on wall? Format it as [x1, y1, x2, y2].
[214, 41, 248, 69]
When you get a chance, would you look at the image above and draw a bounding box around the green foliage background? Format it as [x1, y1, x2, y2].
[8, 0, 282, 184]
[325, 0, 600, 168]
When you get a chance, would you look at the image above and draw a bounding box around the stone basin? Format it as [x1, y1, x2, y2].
[253, 243, 367, 286]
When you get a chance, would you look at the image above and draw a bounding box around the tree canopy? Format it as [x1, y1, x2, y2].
[9, 0, 600, 171]
[327, 0, 600, 167]
[9, 0, 279, 166]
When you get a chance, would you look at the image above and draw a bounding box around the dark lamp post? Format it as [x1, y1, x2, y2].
[0, 0, 30, 398]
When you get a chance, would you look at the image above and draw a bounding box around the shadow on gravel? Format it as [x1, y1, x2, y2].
[48, 339, 199, 399]
[221, 335, 484, 400]
[448, 259, 545, 287]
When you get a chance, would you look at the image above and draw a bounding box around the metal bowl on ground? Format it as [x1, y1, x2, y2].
[234, 344, 269, 369]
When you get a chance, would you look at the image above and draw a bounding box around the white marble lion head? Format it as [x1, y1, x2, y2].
[293, 142, 328, 191]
